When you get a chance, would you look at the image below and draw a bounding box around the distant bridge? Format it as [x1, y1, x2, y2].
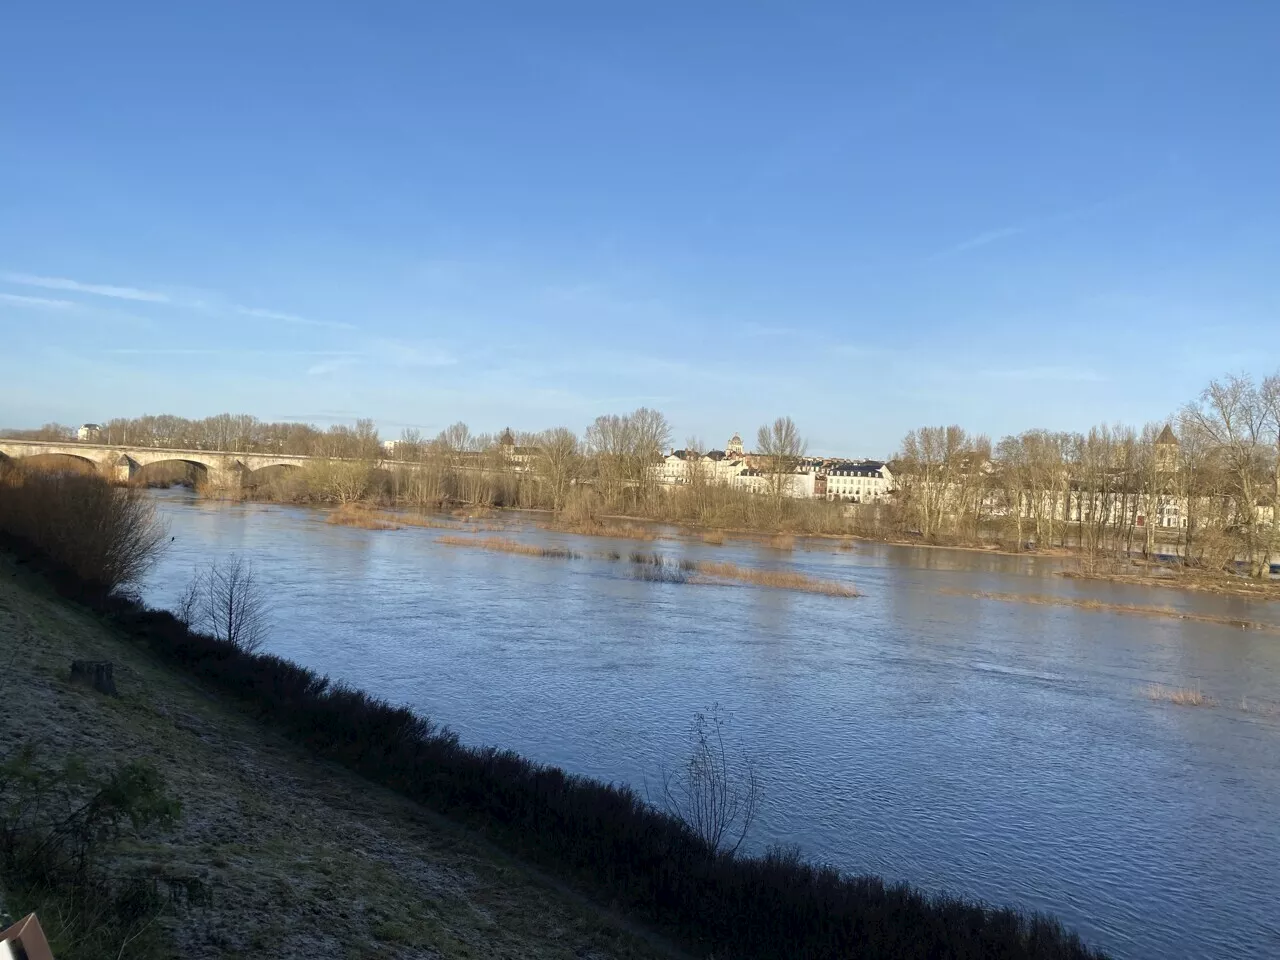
[0, 439, 378, 488]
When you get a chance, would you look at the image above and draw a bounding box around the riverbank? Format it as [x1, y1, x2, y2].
[0, 552, 684, 960]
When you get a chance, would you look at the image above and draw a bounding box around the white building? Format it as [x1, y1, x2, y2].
[824, 461, 894, 503]
[77, 423, 102, 441]
[657, 434, 748, 485]
[732, 468, 818, 499]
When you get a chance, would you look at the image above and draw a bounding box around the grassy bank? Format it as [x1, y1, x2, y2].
[0, 468, 1106, 959]
[0, 554, 677, 960]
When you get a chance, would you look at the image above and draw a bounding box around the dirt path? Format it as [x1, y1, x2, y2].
[0, 556, 684, 960]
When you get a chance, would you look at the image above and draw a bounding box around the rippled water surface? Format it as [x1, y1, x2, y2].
[140, 492, 1280, 959]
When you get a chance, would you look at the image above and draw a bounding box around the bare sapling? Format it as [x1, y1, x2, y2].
[178, 554, 271, 653]
[656, 704, 761, 858]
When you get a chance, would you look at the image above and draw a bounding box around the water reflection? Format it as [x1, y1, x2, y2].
[143, 492, 1280, 960]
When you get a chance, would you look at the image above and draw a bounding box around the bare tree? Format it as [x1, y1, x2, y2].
[681, 436, 715, 524]
[756, 417, 807, 510]
[584, 408, 671, 511]
[994, 433, 1028, 548]
[181, 555, 270, 653]
[1183, 375, 1269, 577]
[1137, 423, 1175, 560]
[628, 407, 672, 509]
[898, 425, 974, 539]
[535, 427, 581, 513]
[1260, 372, 1280, 572]
[657, 704, 760, 858]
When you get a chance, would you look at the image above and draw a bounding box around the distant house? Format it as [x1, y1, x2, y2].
[77, 423, 103, 442]
[823, 461, 894, 503]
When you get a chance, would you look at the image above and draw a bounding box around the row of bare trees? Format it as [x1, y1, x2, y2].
[892, 372, 1280, 577]
[2, 414, 383, 459]
[218, 408, 823, 532]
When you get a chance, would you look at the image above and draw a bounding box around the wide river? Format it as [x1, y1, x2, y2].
[139, 491, 1280, 960]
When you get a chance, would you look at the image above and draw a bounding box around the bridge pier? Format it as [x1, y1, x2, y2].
[201, 457, 247, 493]
[111, 455, 140, 484]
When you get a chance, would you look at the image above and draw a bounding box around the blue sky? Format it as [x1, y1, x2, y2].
[2, 2, 1277, 455]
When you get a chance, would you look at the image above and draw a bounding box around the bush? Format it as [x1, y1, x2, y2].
[0, 465, 165, 589]
[0, 745, 190, 960]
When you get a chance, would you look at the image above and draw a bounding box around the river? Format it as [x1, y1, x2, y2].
[138, 491, 1280, 960]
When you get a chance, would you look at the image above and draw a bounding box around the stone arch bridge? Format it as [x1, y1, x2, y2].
[0, 440, 338, 488]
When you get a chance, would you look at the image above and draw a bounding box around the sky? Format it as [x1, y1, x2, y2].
[2, 1, 1278, 456]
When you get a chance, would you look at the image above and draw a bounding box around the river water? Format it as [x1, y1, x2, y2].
[138, 491, 1280, 960]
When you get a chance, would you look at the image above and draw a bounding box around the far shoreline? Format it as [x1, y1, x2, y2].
[169, 489, 1280, 604]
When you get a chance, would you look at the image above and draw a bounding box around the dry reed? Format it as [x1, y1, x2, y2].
[768, 534, 796, 551]
[437, 535, 581, 560]
[702, 531, 726, 546]
[543, 521, 658, 542]
[1238, 697, 1280, 717]
[326, 505, 402, 530]
[1142, 683, 1215, 707]
[695, 560, 858, 598]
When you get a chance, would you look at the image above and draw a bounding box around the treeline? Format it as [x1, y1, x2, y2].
[4, 408, 835, 530]
[892, 372, 1280, 576]
[2, 413, 385, 459]
[0, 466, 1107, 960]
[252, 410, 831, 534]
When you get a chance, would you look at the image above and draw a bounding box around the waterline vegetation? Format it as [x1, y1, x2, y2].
[432, 533, 860, 598]
[436, 535, 582, 560]
[945, 588, 1279, 633]
[1142, 683, 1215, 707]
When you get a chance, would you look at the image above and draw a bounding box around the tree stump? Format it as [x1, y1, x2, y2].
[69, 660, 118, 696]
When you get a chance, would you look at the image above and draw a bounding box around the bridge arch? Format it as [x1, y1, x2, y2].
[130, 458, 209, 489]
[10, 452, 102, 475]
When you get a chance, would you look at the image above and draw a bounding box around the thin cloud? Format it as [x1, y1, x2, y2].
[0, 292, 74, 308]
[2, 272, 169, 302]
[937, 225, 1026, 258]
[927, 188, 1150, 261]
[234, 305, 358, 331]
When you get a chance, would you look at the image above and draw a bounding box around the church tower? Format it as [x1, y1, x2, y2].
[1154, 424, 1179, 473]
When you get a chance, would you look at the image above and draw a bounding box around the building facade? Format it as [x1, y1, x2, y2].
[823, 461, 894, 503]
